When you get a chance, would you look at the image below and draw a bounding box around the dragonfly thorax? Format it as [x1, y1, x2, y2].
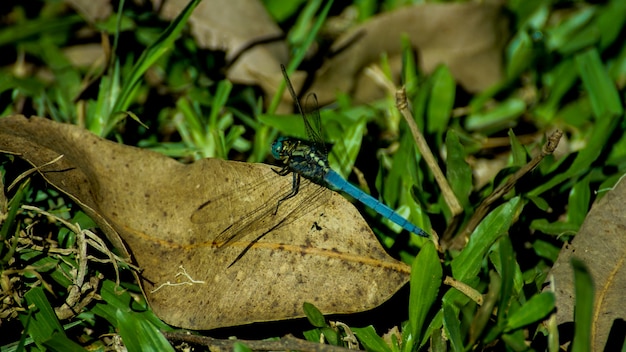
[271, 136, 330, 184]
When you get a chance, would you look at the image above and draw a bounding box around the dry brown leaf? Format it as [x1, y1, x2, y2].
[0, 115, 410, 330]
[65, 0, 112, 22]
[157, 0, 291, 111]
[157, 0, 288, 87]
[63, 44, 106, 68]
[306, 2, 508, 105]
[155, 1, 506, 112]
[547, 177, 626, 350]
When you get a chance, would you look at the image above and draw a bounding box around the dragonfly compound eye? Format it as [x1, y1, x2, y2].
[271, 139, 284, 158]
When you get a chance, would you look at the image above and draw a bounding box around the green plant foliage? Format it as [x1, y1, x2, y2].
[408, 242, 442, 348]
[571, 259, 595, 352]
[2, 0, 626, 350]
[101, 0, 202, 137]
[451, 197, 522, 281]
[0, 181, 28, 266]
[445, 130, 472, 208]
[427, 65, 455, 136]
[352, 325, 392, 352]
[505, 292, 555, 332]
[443, 303, 464, 351]
[20, 287, 86, 351]
[91, 281, 174, 351]
[303, 302, 327, 328]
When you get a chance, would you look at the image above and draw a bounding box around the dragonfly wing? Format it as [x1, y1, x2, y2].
[303, 93, 325, 148]
[190, 169, 281, 223]
[190, 167, 291, 247]
[191, 169, 332, 248]
[280, 65, 324, 148]
[193, 189, 284, 247]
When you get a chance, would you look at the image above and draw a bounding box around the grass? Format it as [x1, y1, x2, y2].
[1, 0, 625, 350]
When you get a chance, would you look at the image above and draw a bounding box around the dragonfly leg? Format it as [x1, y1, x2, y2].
[273, 173, 301, 215]
[273, 165, 291, 176]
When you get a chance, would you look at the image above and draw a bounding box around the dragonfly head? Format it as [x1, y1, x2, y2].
[271, 136, 290, 159]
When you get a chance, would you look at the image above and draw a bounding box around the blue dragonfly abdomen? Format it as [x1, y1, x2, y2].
[324, 170, 428, 238]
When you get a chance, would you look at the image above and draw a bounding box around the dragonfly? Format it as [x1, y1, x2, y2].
[271, 65, 429, 238]
[192, 66, 429, 258]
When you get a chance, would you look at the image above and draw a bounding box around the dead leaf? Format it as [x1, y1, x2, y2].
[547, 177, 626, 350]
[154, 1, 506, 112]
[65, 0, 112, 22]
[155, 0, 296, 111]
[306, 2, 508, 105]
[62, 44, 106, 68]
[157, 0, 288, 87]
[0, 115, 410, 330]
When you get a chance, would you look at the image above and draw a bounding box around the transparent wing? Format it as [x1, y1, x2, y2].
[191, 172, 330, 248]
[303, 92, 324, 149]
[191, 170, 280, 224]
[191, 172, 286, 247]
[281, 65, 324, 149]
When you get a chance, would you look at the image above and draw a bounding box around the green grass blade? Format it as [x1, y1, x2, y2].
[471, 271, 502, 345]
[89, 60, 121, 134]
[575, 48, 623, 119]
[571, 258, 594, 352]
[596, 1, 626, 50]
[0, 15, 83, 46]
[506, 30, 534, 79]
[401, 35, 419, 95]
[505, 292, 555, 331]
[209, 80, 234, 129]
[107, 0, 201, 134]
[21, 286, 64, 343]
[417, 309, 444, 350]
[508, 129, 527, 166]
[264, 0, 305, 22]
[502, 329, 533, 351]
[116, 309, 174, 352]
[451, 197, 523, 281]
[567, 174, 591, 227]
[445, 130, 472, 208]
[546, 7, 595, 53]
[427, 65, 455, 135]
[352, 325, 392, 352]
[19, 286, 85, 351]
[534, 59, 578, 122]
[268, 0, 334, 114]
[102, 281, 171, 330]
[233, 341, 254, 352]
[303, 302, 327, 328]
[530, 107, 620, 197]
[287, 0, 322, 47]
[1, 180, 28, 258]
[43, 333, 88, 352]
[408, 242, 442, 345]
[495, 236, 516, 326]
[465, 98, 526, 132]
[442, 303, 463, 351]
[19, 250, 73, 288]
[328, 117, 365, 178]
[302, 328, 322, 343]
